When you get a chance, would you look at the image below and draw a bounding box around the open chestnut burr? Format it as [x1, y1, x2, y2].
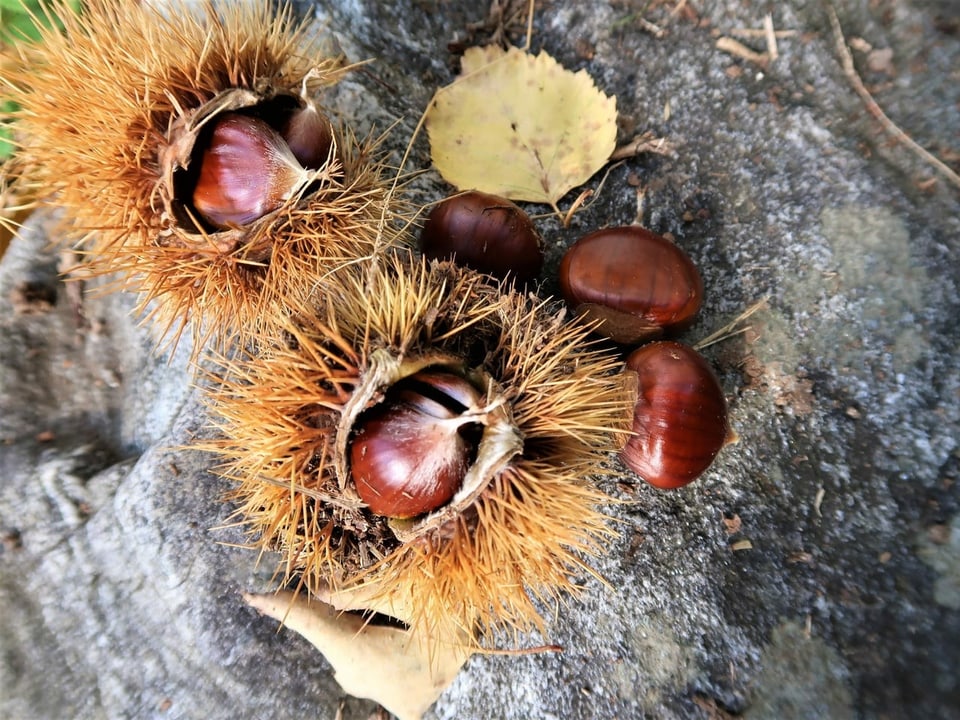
[167, 91, 339, 236]
[559, 226, 704, 345]
[208, 251, 632, 642]
[2, 0, 403, 352]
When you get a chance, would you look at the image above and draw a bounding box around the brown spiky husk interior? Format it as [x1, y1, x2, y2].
[2, 0, 405, 349]
[209, 251, 633, 644]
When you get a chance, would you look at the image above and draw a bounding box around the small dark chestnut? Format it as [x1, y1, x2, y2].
[419, 191, 544, 282]
[620, 341, 729, 489]
[280, 102, 334, 170]
[349, 369, 483, 519]
[558, 226, 703, 345]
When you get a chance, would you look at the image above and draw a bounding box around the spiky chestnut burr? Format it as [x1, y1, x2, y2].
[1, 0, 404, 351]
[206, 251, 633, 643]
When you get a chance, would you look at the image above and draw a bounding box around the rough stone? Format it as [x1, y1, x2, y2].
[2, 1, 959, 719]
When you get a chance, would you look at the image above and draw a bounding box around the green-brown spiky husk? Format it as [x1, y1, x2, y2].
[208, 252, 633, 644]
[2, 0, 406, 349]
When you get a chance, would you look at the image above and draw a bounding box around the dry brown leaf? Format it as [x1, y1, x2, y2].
[244, 588, 472, 720]
[425, 44, 617, 215]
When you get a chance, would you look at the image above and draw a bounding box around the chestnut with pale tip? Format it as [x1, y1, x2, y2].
[191, 112, 314, 228]
[349, 369, 484, 519]
[419, 191, 544, 282]
[558, 226, 703, 345]
[281, 100, 334, 170]
[620, 341, 731, 489]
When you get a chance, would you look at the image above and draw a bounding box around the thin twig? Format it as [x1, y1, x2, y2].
[610, 131, 675, 161]
[562, 188, 593, 227]
[638, 16, 666, 38]
[476, 643, 564, 656]
[523, 0, 534, 51]
[728, 28, 797, 39]
[826, 4, 960, 190]
[668, 0, 689, 21]
[715, 36, 769, 67]
[763, 13, 779, 62]
[695, 298, 769, 351]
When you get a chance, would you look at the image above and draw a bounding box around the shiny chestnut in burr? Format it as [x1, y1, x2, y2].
[558, 226, 703, 345]
[191, 113, 313, 228]
[349, 369, 484, 519]
[419, 191, 543, 282]
[281, 101, 334, 170]
[620, 341, 730, 489]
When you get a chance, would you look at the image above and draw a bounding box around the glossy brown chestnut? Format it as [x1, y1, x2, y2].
[349, 369, 483, 519]
[281, 103, 333, 170]
[192, 113, 309, 228]
[419, 191, 543, 282]
[620, 341, 728, 489]
[558, 226, 703, 345]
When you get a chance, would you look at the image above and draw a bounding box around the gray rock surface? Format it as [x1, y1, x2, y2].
[2, 1, 959, 718]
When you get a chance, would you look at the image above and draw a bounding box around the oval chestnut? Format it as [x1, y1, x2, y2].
[281, 102, 333, 170]
[349, 369, 483, 518]
[558, 226, 703, 345]
[620, 341, 729, 489]
[419, 191, 543, 282]
[192, 112, 310, 228]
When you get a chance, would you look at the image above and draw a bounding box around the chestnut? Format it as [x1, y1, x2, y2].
[191, 113, 311, 228]
[419, 191, 543, 282]
[281, 101, 334, 170]
[620, 341, 729, 489]
[558, 226, 703, 345]
[349, 369, 483, 519]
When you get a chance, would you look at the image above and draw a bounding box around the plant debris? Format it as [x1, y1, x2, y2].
[826, 4, 960, 191]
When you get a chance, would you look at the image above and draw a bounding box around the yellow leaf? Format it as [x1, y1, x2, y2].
[425, 45, 617, 213]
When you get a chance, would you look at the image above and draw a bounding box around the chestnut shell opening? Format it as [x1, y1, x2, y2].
[347, 365, 485, 520]
[169, 93, 332, 234]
